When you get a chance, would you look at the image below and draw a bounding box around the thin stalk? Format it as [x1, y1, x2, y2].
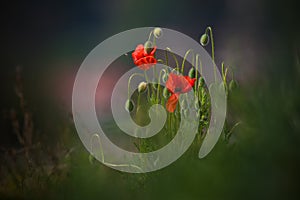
[205, 27, 216, 82]
[128, 73, 144, 100]
[143, 71, 151, 99]
[181, 49, 194, 73]
[165, 47, 179, 70]
[157, 69, 167, 103]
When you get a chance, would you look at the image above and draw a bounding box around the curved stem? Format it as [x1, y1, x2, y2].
[127, 73, 144, 99]
[205, 27, 216, 82]
[90, 133, 104, 162]
[181, 49, 194, 73]
[148, 30, 153, 42]
[165, 47, 179, 70]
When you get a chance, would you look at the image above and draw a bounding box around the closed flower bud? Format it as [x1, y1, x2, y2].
[198, 77, 205, 88]
[153, 28, 163, 38]
[163, 87, 170, 98]
[144, 41, 154, 54]
[188, 67, 196, 78]
[125, 99, 134, 112]
[138, 81, 147, 93]
[229, 80, 238, 91]
[200, 33, 209, 46]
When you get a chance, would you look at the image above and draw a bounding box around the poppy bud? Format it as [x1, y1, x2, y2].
[188, 67, 196, 78]
[153, 28, 163, 39]
[200, 33, 209, 46]
[144, 41, 154, 54]
[229, 80, 238, 91]
[198, 77, 205, 88]
[163, 87, 170, 98]
[125, 99, 134, 112]
[138, 81, 147, 93]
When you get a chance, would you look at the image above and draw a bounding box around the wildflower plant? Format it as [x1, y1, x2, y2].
[125, 27, 239, 152]
[73, 27, 239, 173]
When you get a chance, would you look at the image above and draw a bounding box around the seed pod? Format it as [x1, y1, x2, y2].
[138, 81, 147, 93]
[188, 67, 196, 78]
[200, 33, 209, 46]
[144, 40, 153, 54]
[229, 80, 238, 91]
[153, 28, 163, 39]
[125, 99, 134, 112]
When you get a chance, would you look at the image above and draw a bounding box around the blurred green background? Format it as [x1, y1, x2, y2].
[1, 0, 300, 199]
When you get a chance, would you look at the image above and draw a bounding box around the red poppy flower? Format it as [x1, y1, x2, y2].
[165, 73, 196, 112]
[132, 44, 157, 70]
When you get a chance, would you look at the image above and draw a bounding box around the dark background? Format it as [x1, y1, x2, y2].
[1, 0, 300, 199]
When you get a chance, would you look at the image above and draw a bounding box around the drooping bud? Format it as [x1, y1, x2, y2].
[125, 99, 134, 112]
[153, 28, 163, 39]
[144, 40, 154, 54]
[138, 81, 147, 93]
[188, 67, 196, 78]
[200, 33, 209, 46]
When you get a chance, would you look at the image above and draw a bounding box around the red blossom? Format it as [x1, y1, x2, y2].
[132, 44, 157, 70]
[165, 73, 196, 113]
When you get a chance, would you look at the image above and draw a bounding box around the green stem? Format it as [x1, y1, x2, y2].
[205, 27, 216, 82]
[127, 73, 144, 100]
[166, 47, 179, 70]
[143, 71, 151, 99]
[181, 49, 194, 73]
[157, 69, 167, 103]
[165, 50, 169, 66]
[148, 30, 153, 42]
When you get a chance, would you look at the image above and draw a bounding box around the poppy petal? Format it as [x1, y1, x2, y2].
[166, 73, 176, 93]
[166, 93, 179, 113]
